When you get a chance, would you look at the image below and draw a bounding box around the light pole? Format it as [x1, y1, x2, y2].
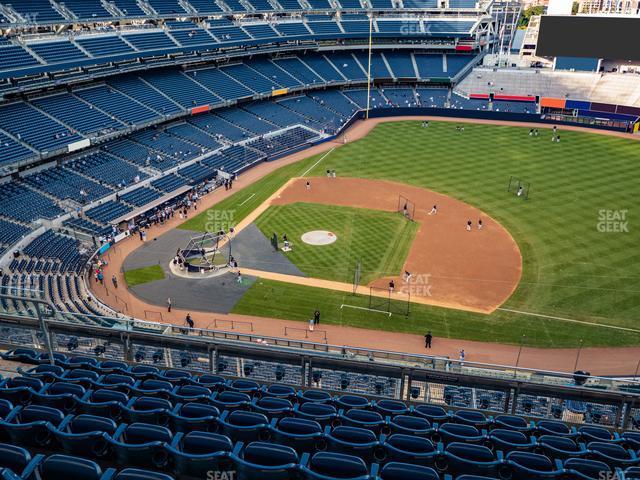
[514, 334, 525, 377]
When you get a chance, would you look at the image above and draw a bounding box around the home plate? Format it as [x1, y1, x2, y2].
[301, 230, 337, 246]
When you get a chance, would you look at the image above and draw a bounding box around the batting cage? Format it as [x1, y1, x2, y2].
[397, 195, 416, 221]
[368, 285, 410, 316]
[508, 176, 531, 200]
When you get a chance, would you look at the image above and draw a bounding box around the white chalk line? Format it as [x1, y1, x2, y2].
[497, 307, 640, 333]
[301, 147, 335, 177]
[238, 193, 256, 206]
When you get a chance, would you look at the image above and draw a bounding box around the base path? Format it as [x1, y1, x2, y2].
[91, 116, 640, 375]
[268, 177, 521, 313]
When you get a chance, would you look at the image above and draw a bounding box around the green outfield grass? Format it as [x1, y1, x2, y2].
[192, 120, 640, 347]
[254, 203, 418, 283]
[232, 279, 640, 348]
[124, 265, 165, 287]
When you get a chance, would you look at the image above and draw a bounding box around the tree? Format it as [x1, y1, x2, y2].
[518, 5, 545, 28]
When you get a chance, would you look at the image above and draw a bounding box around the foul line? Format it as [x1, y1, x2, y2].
[497, 307, 640, 333]
[238, 193, 256, 206]
[341, 304, 392, 317]
[301, 147, 335, 177]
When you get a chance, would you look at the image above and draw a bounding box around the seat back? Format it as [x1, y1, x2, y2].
[181, 431, 233, 455]
[40, 454, 104, 480]
[243, 442, 298, 466]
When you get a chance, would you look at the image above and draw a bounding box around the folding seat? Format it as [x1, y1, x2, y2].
[564, 458, 612, 480]
[0, 404, 64, 447]
[218, 409, 270, 442]
[486, 429, 536, 453]
[210, 391, 252, 412]
[67, 356, 99, 369]
[504, 451, 564, 479]
[29, 453, 114, 480]
[586, 441, 639, 468]
[621, 431, 640, 450]
[338, 408, 388, 434]
[297, 389, 333, 404]
[232, 441, 300, 480]
[294, 401, 338, 427]
[106, 422, 173, 469]
[169, 402, 220, 433]
[413, 404, 451, 424]
[251, 396, 293, 419]
[37, 352, 69, 366]
[17, 364, 65, 382]
[378, 462, 439, 480]
[453, 410, 491, 428]
[122, 396, 172, 425]
[389, 414, 433, 437]
[578, 426, 619, 443]
[191, 374, 226, 390]
[95, 374, 136, 392]
[155, 369, 192, 385]
[77, 389, 128, 419]
[335, 395, 370, 410]
[438, 422, 486, 444]
[324, 425, 384, 462]
[299, 451, 377, 479]
[0, 376, 43, 405]
[127, 365, 160, 380]
[112, 468, 175, 480]
[31, 381, 85, 412]
[261, 384, 297, 400]
[535, 420, 577, 438]
[624, 466, 640, 479]
[169, 385, 213, 404]
[50, 413, 117, 458]
[270, 416, 324, 453]
[0, 443, 44, 479]
[537, 435, 589, 460]
[373, 400, 409, 416]
[442, 443, 503, 477]
[227, 379, 260, 395]
[1, 348, 38, 364]
[382, 434, 439, 467]
[165, 431, 233, 479]
[62, 368, 101, 388]
[95, 360, 129, 374]
[492, 415, 533, 433]
[131, 379, 173, 399]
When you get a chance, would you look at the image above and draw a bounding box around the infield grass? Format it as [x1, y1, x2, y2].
[192, 120, 640, 347]
[254, 203, 418, 283]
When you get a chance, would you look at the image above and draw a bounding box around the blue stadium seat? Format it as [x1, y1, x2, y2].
[324, 425, 384, 462]
[0, 443, 43, 479]
[299, 451, 376, 479]
[252, 396, 294, 419]
[383, 434, 439, 467]
[504, 451, 564, 479]
[0, 404, 65, 447]
[486, 429, 536, 453]
[270, 417, 324, 454]
[168, 402, 220, 433]
[443, 443, 503, 477]
[122, 396, 172, 425]
[31, 381, 86, 412]
[106, 422, 173, 469]
[51, 414, 117, 458]
[232, 441, 299, 480]
[379, 462, 439, 480]
[218, 409, 270, 442]
[165, 430, 233, 478]
[77, 389, 128, 419]
[438, 423, 485, 444]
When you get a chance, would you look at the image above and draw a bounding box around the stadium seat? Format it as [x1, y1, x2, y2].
[504, 451, 564, 479]
[77, 389, 128, 419]
[389, 415, 434, 437]
[270, 417, 325, 453]
[486, 429, 536, 453]
[51, 414, 117, 458]
[378, 462, 439, 480]
[299, 451, 377, 479]
[324, 425, 384, 462]
[537, 435, 589, 460]
[382, 434, 439, 467]
[165, 431, 233, 479]
[217, 410, 270, 442]
[294, 402, 338, 427]
[106, 422, 173, 469]
[0, 443, 43, 479]
[122, 396, 172, 425]
[168, 402, 220, 432]
[0, 404, 65, 447]
[231, 441, 300, 479]
[251, 396, 294, 419]
[443, 443, 503, 477]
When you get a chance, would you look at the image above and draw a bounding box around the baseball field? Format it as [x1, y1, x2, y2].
[178, 120, 640, 348]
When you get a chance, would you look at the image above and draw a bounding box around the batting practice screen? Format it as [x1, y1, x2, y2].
[536, 16, 640, 61]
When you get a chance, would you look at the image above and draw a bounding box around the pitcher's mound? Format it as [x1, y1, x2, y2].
[301, 230, 337, 246]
